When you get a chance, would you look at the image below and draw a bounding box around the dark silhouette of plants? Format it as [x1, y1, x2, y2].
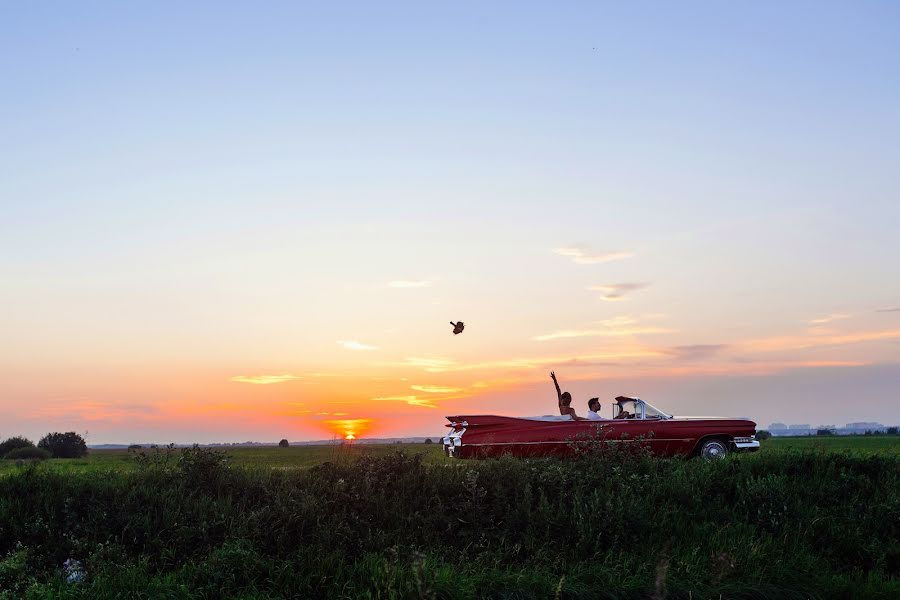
[278, 439, 289, 448]
[37, 432, 87, 458]
[0, 436, 34, 457]
[3, 447, 50, 460]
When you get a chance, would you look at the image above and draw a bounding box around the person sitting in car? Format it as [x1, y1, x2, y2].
[586, 398, 608, 420]
[550, 371, 583, 420]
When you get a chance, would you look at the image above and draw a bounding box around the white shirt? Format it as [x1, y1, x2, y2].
[586, 410, 607, 421]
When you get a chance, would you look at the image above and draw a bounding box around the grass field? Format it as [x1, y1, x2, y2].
[2, 434, 898, 477]
[1, 436, 898, 598]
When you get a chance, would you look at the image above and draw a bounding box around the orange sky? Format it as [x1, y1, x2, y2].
[3, 2, 900, 443]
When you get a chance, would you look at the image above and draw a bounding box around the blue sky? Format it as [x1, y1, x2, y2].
[2, 2, 899, 442]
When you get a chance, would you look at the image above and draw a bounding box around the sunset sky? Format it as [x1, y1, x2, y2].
[3, 2, 900, 444]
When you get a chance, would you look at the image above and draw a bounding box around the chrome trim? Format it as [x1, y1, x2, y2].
[733, 441, 760, 451]
[441, 421, 467, 457]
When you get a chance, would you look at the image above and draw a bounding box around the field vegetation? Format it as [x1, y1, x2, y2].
[0, 437, 898, 598]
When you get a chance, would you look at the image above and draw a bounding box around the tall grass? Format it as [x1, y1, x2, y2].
[0, 446, 897, 599]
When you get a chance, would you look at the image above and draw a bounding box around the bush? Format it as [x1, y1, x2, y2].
[424, 438, 433, 444]
[1, 450, 898, 598]
[278, 439, 289, 448]
[756, 430, 772, 440]
[4, 447, 51, 460]
[37, 431, 88, 458]
[0, 436, 34, 457]
[128, 444, 143, 450]
[888, 427, 898, 435]
[816, 429, 834, 436]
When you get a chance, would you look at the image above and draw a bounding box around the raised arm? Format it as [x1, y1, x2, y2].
[550, 371, 562, 403]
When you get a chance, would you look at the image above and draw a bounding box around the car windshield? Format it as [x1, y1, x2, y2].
[643, 401, 671, 419]
[614, 398, 672, 419]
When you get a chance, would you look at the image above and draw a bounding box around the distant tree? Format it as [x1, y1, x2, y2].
[127, 444, 143, 451]
[0, 436, 34, 457]
[38, 432, 88, 458]
[755, 430, 772, 441]
[4, 446, 51, 460]
[278, 439, 289, 448]
[888, 427, 898, 435]
[816, 429, 834, 436]
[424, 438, 434, 444]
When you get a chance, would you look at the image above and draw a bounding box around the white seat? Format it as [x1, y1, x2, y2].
[521, 415, 574, 421]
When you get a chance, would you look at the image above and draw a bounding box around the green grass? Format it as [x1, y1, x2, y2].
[3, 434, 898, 477]
[1, 445, 898, 599]
[0, 443, 447, 476]
[1, 437, 897, 598]
[764, 435, 900, 454]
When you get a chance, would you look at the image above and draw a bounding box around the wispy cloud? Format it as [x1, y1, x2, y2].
[663, 344, 730, 361]
[399, 350, 663, 373]
[372, 395, 436, 408]
[28, 400, 159, 422]
[876, 307, 900, 313]
[411, 385, 462, 393]
[743, 329, 900, 353]
[230, 374, 301, 385]
[553, 246, 634, 265]
[387, 279, 432, 288]
[808, 313, 851, 324]
[401, 357, 457, 369]
[587, 283, 650, 301]
[339, 340, 378, 351]
[532, 324, 672, 342]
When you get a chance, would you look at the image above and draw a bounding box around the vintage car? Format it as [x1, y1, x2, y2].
[442, 396, 759, 460]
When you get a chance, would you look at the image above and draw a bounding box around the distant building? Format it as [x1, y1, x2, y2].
[846, 422, 885, 430]
[769, 423, 787, 430]
[789, 424, 810, 430]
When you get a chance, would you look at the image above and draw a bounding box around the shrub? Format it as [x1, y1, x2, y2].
[37, 431, 88, 458]
[278, 439, 289, 448]
[888, 427, 898, 435]
[3, 447, 51, 460]
[756, 430, 772, 440]
[424, 438, 433, 444]
[0, 436, 34, 457]
[816, 429, 834, 436]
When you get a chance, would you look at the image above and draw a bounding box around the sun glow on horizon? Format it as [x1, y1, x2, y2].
[326, 418, 373, 441]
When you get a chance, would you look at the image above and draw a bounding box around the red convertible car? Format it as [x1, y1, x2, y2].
[442, 396, 759, 460]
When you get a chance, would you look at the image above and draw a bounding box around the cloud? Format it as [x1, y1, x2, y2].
[876, 307, 900, 313]
[372, 395, 436, 408]
[587, 283, 650, 301]
[808, 313, 851, 324]
[401, 357, 458, 369]
[400, 350, 663, 373]
[27, 400, 159, 423]
[532, 325, 672, 342]
[387, 280, 432, 288]
[230, 374, 301, 385]
[411, 385, 462, 393]
[743, 329, 900, 353]
[339, 340, 378, 351]
[663, 344, 730, 361]
[553, 246, 634, 265]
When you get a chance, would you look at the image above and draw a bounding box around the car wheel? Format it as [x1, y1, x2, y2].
[698, 439, 728, 460]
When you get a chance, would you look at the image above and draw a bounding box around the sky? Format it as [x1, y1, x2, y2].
[2, 1, 900, 444]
